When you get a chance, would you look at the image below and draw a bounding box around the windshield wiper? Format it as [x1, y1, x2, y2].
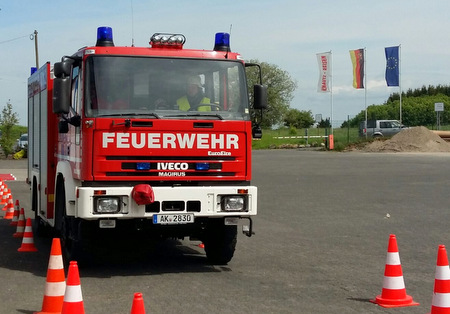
[96, 112, 161, 119]
[164, 113, 224, 120]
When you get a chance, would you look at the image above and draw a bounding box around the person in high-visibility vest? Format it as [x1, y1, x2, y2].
[177, 76, 211, 111]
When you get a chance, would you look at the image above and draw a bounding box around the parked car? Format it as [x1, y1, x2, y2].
[359, 120, 408, 138]
[16, 133, 28, 149]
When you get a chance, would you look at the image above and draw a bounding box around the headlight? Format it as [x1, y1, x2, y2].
[94, 197, 120, 214]
[221, 195, 247, 212]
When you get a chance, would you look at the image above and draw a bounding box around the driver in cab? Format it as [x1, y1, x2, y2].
[177, 75, 211, 111]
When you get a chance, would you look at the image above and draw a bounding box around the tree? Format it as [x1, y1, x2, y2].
[283, 108, 314, 129]
[0, 101, 19, 158]
[246, 59, 297, 128]
[318, 118, 331, 128]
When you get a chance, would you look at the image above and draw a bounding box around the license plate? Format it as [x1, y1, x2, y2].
[153, 213, 194, 225]
[99, 220, 116, 228]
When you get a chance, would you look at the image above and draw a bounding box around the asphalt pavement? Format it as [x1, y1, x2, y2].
[1, 152, 450, 313]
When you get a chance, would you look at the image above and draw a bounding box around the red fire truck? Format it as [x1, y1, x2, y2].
[27, 27, 266, 264]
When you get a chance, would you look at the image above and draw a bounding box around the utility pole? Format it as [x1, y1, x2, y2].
[34, 30, 39, 69]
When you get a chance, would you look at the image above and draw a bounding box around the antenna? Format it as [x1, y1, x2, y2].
[229, 24, 232, 35]
[130, 0, 135, 47]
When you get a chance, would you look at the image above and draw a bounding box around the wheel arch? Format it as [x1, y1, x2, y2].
[55, 161, 78, 218]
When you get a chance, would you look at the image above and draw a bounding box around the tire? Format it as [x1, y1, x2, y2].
[33, 206, 51, 237]
[55, 179, 90, 265]
[204, 220, 237, 265]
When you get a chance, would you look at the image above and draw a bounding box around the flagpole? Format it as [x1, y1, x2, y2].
[364, 47, 367, 139]
[330, 50, 333, 135]
[399, 44, 402, 123]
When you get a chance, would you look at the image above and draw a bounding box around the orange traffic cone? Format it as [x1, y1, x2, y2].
[130, 292, 146, 314]
[429, 245, 450, 314]
[371, 234, 419, 308]
[35, 238, 66, 314]
[13, 208, 26, 238]
[1, 187, 10, 206]
[0, 185, 6, 206]
[10, 200, 20, 226]
[18, 218, 38, 252]
[62, 261, 85, 314]
[4, 197, 15, 219]
[2, 191, 11, 211]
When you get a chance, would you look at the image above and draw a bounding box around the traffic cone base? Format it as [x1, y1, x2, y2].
[371, 234, 419, 308]
[18, 218, 38, 252]
[371, 293, 418, 308]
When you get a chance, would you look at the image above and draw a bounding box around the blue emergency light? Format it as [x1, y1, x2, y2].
[96, 26, 114, 47]
[195, 163, 210, 171]
[213, 32, 230, 52]
[136, 162, 151, 171]
[30, 67, 37, 75]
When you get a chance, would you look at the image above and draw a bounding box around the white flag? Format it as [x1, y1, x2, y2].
[317, 52, 331, 93]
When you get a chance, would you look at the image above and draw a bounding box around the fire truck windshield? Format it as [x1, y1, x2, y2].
[85, 56, 251, 121]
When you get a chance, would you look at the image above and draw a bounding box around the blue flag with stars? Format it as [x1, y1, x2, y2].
[385, 46, 399, 86]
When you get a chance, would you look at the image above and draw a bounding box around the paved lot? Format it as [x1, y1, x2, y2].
[0, 151, 450, 313]
[0, 158, 27, 181]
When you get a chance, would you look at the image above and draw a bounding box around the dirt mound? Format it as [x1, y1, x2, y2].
[363, 126, 450, 153]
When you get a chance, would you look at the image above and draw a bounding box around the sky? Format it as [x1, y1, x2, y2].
[1, 0, 450, 126]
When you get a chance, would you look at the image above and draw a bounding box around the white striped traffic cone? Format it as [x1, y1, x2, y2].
[371, 234, 419, 307]
[35, 238, 66, 314]
[1, 187, 10, 207]
[10, 200, 20, 226]
[13, 208, 26, 238]
[61, 261, 85, 314]
[429, 245, 450, 314]
[18, 218, 38, 252]
[3, 196, 15, 219]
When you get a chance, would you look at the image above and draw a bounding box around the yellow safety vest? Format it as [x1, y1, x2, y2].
[177, 96, 211, 111]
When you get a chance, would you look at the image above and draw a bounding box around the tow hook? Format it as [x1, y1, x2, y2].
[242, 217, 255, 237]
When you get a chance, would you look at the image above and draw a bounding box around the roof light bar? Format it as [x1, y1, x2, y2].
[96, 26, 114, 47]
[214, 32, 230, 52]
[150, 33, 185, 48]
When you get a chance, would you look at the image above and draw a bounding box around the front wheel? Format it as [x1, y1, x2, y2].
[61, 217, 94, 266]
[203, 220, 237, 265]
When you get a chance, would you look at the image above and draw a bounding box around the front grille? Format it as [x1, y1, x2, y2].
[145, 200, 202, 213]
[106, 172, 235, 177]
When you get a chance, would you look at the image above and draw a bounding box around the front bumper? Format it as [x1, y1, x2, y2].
[74, 185, 257, 220]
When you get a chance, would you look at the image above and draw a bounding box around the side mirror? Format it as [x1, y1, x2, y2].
[252, 125, 262, 139]
[53, 77, 71, 114]
[253, 85, 267, 110]
[54, 61, 72, 79]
